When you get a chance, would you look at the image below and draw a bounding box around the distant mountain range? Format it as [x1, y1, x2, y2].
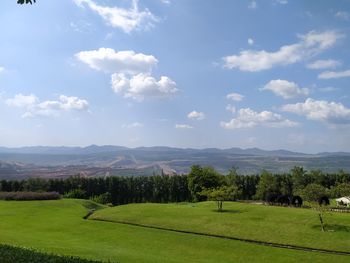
[0, 145, 349, 179]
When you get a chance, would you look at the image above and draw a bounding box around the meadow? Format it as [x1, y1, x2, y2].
[0, 199, 349, 263]
[91, 201, 350, 252]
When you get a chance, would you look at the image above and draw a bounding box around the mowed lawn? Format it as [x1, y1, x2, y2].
[91, 201, 350, 253]
[0, 200, 349, 263]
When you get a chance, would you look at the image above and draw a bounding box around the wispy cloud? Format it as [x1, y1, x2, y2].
[74, 0, 158, 33]
[175, 124, 193, 129]
[223, 30, 342, 72]
[187, 111, 205, 120]
[6, 94, 89, 118]
[307, 59, 341, 70]
[318, 69, 350, 79]
[226, 92, 244, 101]
[122, 122, 144, 128]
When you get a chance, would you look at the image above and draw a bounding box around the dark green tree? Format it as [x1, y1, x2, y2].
[17, 0, 36, 4]
[200, 185, 239, 212]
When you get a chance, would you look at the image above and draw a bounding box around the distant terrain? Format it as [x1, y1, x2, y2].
[0, 145, 349, 179]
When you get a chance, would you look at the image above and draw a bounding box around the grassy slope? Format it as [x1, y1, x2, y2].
[91, 201, 350, 252]
[0, 199, 349, 263]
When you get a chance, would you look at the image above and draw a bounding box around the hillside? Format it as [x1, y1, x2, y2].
[0, 145, 349, 179]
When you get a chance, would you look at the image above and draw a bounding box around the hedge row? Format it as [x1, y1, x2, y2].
[0, 244, 108, 263]
[0, 191, 60, 201]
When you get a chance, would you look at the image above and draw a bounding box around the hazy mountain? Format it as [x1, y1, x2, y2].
[0, 145, 349, 179]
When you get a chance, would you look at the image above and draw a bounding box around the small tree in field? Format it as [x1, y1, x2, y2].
[300, 183, 329, 232]
[200, 185, 239, 212]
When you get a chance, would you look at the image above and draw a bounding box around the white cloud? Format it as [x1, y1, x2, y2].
[74, 0, 158, 33]
[75, 48, 157, 74]
[122, 122, 143, 128]
[226, 92, 244, 101]
[335, 11, 349, 21]
[223, 30, 342, 72]
[160, 0, 171, 4]
[282, 98, 350, 124]
[220, 108, 298, 129]
[6, 94, 38, 107]
[318, 69, 350, 79]
[307, 59, 341, 70]
[187, 111, 205, 120]
[111, 73, 178, 101]
[0, 67, 5, 73]
[76, 48, 178, 102]
[6, 94, 88, 118]
[275, 0, 288, 4]
[261, 79, 309, 99]
[248, 38, 254, 46]
[248, 1, 257, 9]
[175, 124, 193, 129]
[226, 104, 236, 114]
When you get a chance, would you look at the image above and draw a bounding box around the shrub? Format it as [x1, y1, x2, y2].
[90, 192, 112, 204]
[0, 244, 105, 263]
[0, 191, 60, 201]
[64, 189, 87, 199]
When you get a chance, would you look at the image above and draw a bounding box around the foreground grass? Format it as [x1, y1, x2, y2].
[91, 201, 350, 253]
[0, 199, 349, 263]
[0, 244, 104, 263]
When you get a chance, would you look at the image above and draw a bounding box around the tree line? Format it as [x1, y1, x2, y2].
[0, 166, 349, 205]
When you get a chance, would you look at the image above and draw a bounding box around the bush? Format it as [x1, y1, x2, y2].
[64, 189, 87, 199]
[0, 192, 60, 201]
[90, 192, 112, 204]
[0, 244, 105, 263]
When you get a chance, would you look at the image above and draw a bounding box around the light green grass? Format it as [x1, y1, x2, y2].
[91, 201, 350, 252]
[0, 199, 349, 263]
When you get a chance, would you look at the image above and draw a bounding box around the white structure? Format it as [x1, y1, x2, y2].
[335, 197, 350, 207]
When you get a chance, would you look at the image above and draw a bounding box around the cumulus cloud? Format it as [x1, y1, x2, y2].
[281, 98, 350, 124]
[220, 108, 298, 129]
[111, 73, 178, 101]
[226, 92, 244, 101]
[318, 69, 350, 79]
[0, 67, 5, 73]
[76, 47, 178, 101]
[223, 30, 342, 72]
[187, 111, 205, 120]
[73, 0, 158, 33]
[122, 122, 143, 128]
[307, 59, 341, 70]
[6, 94, 88, 118]
[261, 79, 309, 99]
[75, 48, 157, 74]
[175, 124, 193, 129]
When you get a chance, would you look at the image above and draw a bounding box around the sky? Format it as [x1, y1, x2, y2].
[0, 0, 350, 153]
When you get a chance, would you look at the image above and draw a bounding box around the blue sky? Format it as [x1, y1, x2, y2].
[0, 0, 350, 153]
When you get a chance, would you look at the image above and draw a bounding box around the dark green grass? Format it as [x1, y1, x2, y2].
[0, 199, 349, 263]
[91, 201, 350, 253]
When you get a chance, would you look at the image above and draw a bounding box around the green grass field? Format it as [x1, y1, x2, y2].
[0, 199, 349, 263]
[91, 201, 350, 252]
